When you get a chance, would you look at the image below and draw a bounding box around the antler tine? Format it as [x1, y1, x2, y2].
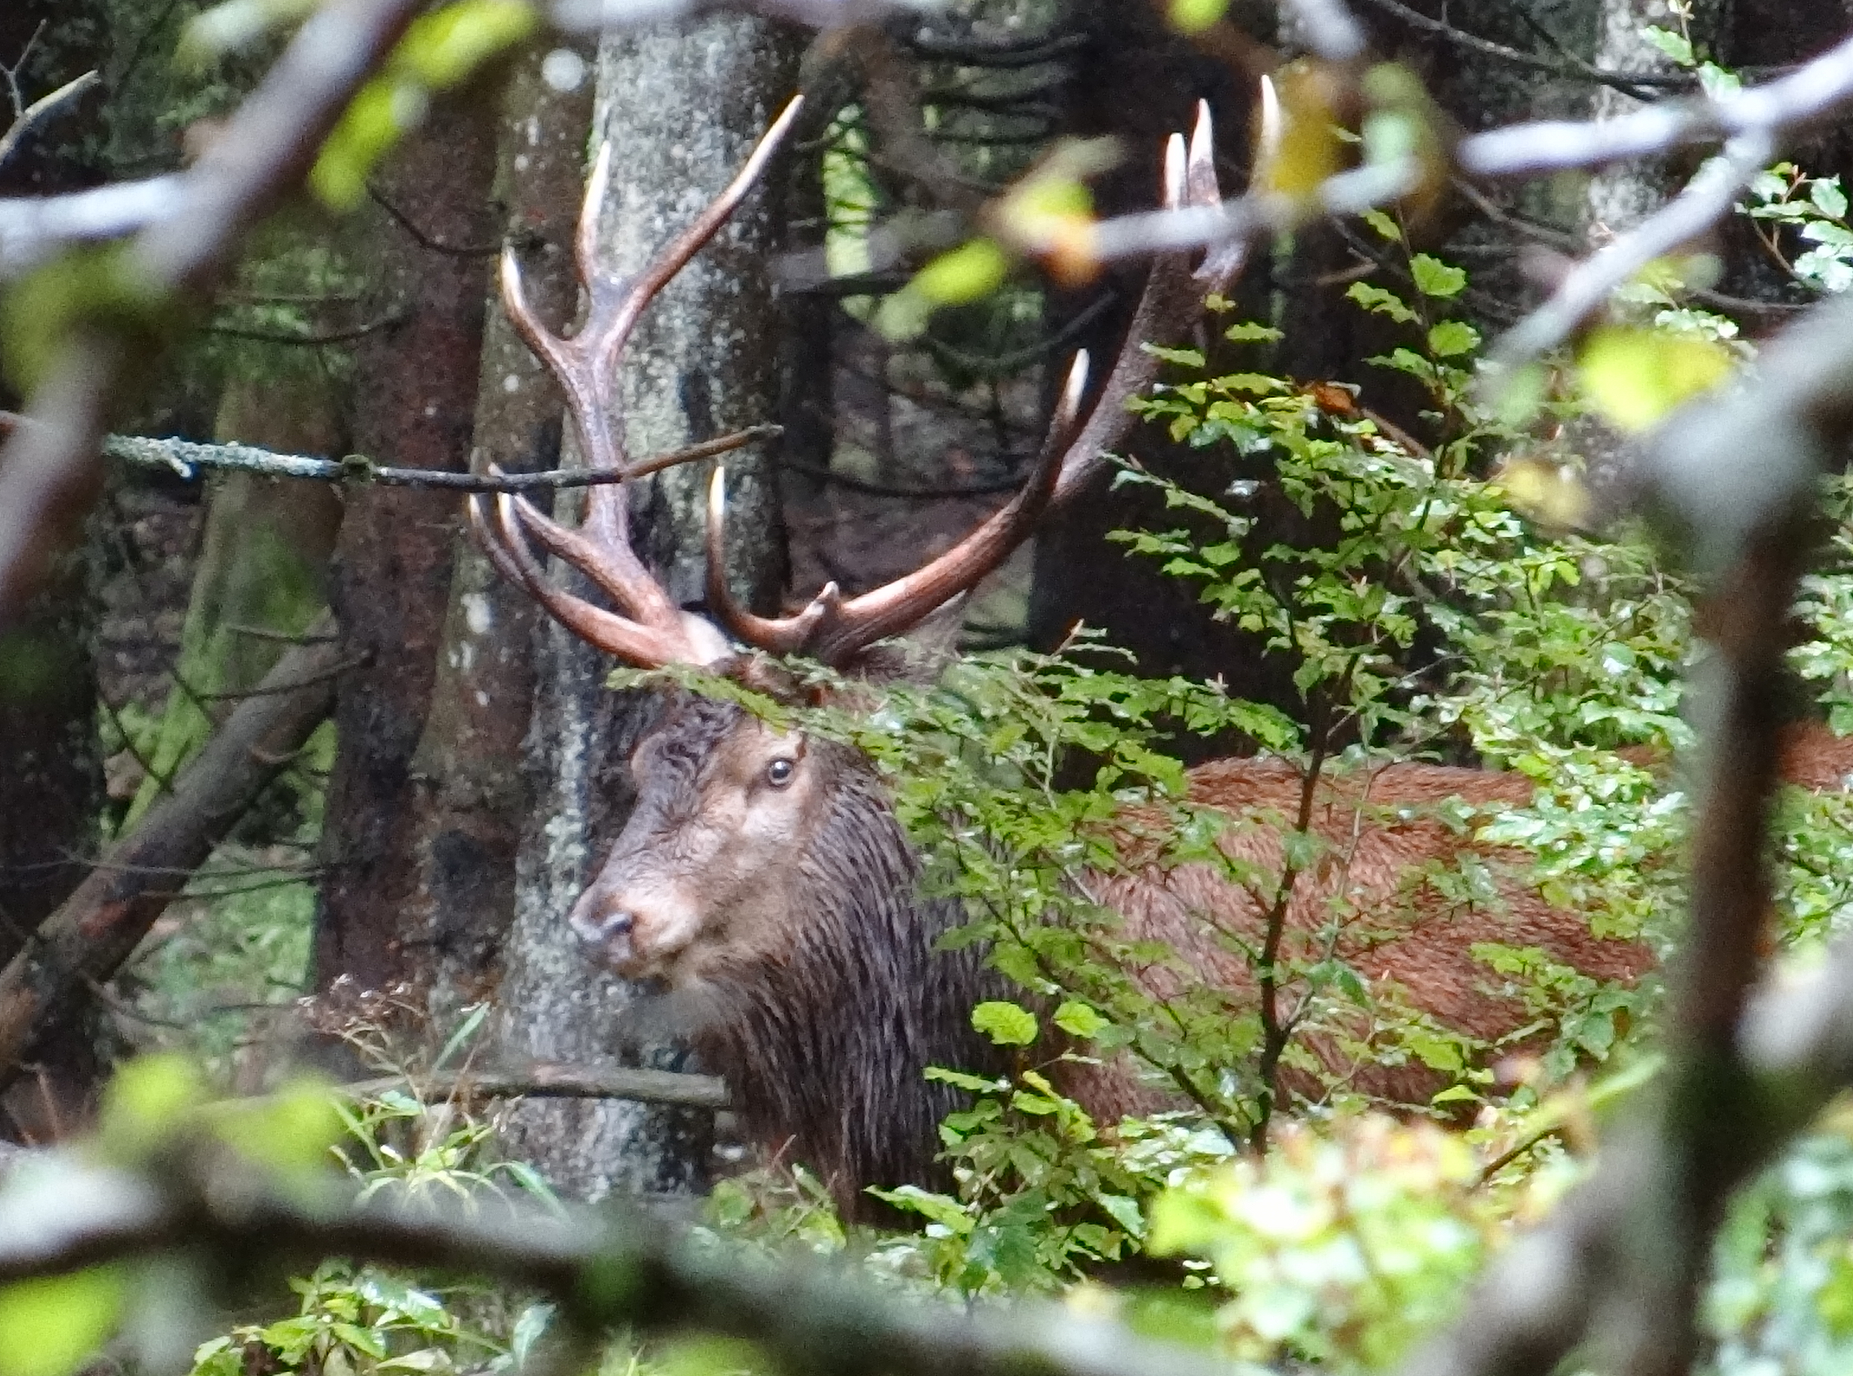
[575, 140, 615, 292]
[705, 352, 1092, 665]
[468, 491, 699, 668]
[705, 469, 835, 654]
[597, 95, 807, 373]
[706, 103, 1247, 670]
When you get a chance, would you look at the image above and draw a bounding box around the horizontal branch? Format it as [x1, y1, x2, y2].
[341, 1062, 729, 1110]
[0, 411, 778, 492]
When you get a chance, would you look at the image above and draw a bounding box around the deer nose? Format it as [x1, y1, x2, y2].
[571, 906, 634, 950]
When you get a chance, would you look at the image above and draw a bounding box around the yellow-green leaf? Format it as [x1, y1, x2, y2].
[1577, 324, 1734, 432]
[1166, 0, 1231, 33]
[397, 0, 537, 87]
[1427, 320, 1480, 358]
[971, 1000, 1039, 1046]
[99, 1054, 206, 1160]
[0, 1268, 126, 1376]
[1053, 1001, 1109, 1038]
[912, 238, 1011, 306]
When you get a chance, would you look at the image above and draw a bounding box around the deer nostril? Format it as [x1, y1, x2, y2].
[570, 905, 634, 948]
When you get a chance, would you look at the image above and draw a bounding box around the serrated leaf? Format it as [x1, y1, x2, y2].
[971, 1000, 1039, 1046]
[1812, 176, 1849, 219]
[1224, 320, 1284, 342]
[1053, 1000, 1109, 1038]
[1427, 320, 1480, 357]
[1346, 281, 1417, 323]
[1409, 253, 1466, 298]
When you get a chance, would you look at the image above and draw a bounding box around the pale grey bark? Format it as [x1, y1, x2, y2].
[495, 16, 799, 1203]
[1586, 0, 1726, 237]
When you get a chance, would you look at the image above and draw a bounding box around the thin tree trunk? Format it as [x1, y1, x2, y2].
[495, 16, 799, 1203]
[405, 40, 596, 1030]
[314, 87, 502, 996]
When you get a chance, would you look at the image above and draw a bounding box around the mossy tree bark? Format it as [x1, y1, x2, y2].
[494, 16, 799, 1203]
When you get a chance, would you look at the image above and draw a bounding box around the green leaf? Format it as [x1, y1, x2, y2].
[1409, 253, 1467, 298]
[868, 1185, 976, 1232]
[912, 238, 1012, 305]
[1577, 324, 1734, 432]
[971, 1001, 1040, 1046]
[1053, 1000, 1109, 1039]
[1639, 25, 1694, 66]
[1361, 207, 1403, 242]
[1346, 281, 1418, 323]
[1427, 320, 1481, 358]
[1166, 0, 1231, 34]
[1224, 320, 1284, 342]
[1812, 175, 1849, 220]
[0, 1268, 126, 1376]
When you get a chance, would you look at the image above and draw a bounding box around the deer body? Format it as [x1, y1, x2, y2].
[566, 698, 1654, 1204]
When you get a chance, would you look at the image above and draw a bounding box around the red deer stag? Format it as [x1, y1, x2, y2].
[473, 96, 1654, 1212]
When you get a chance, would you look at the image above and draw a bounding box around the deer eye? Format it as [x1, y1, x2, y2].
[765, 758, 796, 789]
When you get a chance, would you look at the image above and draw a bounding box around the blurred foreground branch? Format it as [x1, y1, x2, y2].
[0, 1149, 1232, 1376]
[0, 0, 427, 629]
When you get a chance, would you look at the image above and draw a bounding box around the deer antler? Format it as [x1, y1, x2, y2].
[705, 100, 1245, 668]
[468, 95, 806, 669]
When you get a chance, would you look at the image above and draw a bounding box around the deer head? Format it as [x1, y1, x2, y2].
[473, 96, 1239, 992]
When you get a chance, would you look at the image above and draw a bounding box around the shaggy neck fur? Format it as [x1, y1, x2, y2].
[644, 700, 1008, 1211]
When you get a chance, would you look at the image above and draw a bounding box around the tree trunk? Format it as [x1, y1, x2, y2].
[313, 87, 501, 997]
[0, 3, 109, 1139]
[404, 39, 596, 1030]
[494, 16, 799, 1203]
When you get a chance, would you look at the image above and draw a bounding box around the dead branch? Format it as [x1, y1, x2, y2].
[340, 1062, 730, 1110]
[0, 410, 776, 493]
[0, 69, 100, 172]
[0, 615, 346, 1091]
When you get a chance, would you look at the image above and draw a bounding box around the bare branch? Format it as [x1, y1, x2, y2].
[0, 69, 100, 172]
[1460, 31, 1853, 177]
[339, 1062, 730, 1110]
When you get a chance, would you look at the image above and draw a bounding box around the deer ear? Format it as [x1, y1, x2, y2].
[844, 594, 968, 686]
